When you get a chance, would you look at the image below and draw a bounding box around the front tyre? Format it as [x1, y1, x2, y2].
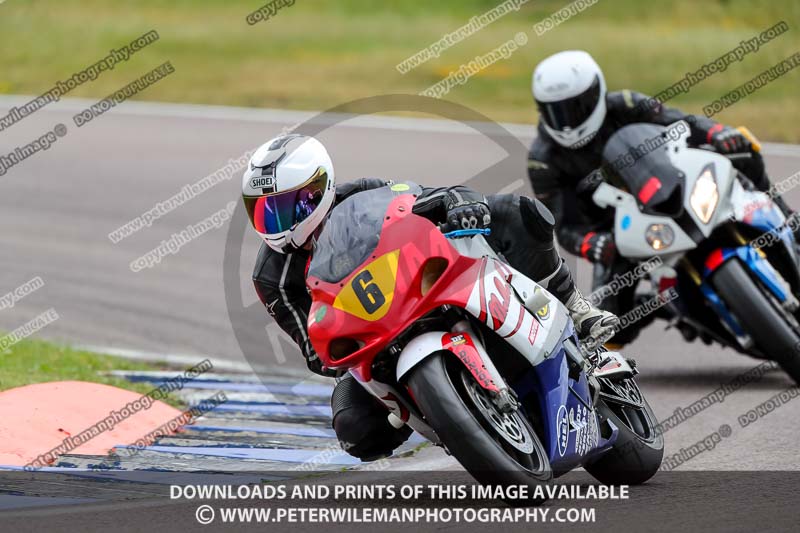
[407, 352, 552, 500]
[712, 259, 800, 385]
[585, 378, 664, 485]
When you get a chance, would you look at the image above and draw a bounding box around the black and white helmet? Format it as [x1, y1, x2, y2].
[532, 50, 607, 149]
[242, 135, 336, 253]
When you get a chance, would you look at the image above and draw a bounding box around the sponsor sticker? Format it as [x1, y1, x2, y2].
[450, 334, 467, 346]
[528, 318, 540, 345]
[556, 405, 569, 456]
[570, 405, 599, 456]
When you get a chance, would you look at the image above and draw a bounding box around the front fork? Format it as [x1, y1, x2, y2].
[446, 319, 519, 413]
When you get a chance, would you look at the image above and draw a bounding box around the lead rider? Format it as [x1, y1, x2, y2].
[242, 134, 618, 460]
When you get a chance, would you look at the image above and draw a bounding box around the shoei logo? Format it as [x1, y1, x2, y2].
[251, 176, 275, 189]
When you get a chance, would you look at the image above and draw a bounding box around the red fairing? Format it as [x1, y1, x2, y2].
[705, 248, 725, 273]
[306, 194, 483, 381]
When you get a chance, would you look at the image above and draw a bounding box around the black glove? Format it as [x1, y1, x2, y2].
[302, 339, 338, 378]
[577, 169, 605, 197]
[708, 125, 750, 154]
[442, 194, 491, 233]
[581, 232, 616, 266]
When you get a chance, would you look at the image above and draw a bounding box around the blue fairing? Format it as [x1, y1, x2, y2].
[509, 323, 617, 473]
[700, 246, 790, 338]
[695, 197, 796, 336]
[744, 201, 796, 256]
[746, 200, 785, 233]
[705, 246, 787, 299]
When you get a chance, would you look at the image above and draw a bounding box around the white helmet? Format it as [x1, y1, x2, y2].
[532, 50, 607, 149]
[242, 134, 336, 253]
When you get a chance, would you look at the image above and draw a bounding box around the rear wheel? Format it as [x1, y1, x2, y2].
[712, 259, 800, 385]
[584, 377, 664, 485]
[407, 352, 552, 502]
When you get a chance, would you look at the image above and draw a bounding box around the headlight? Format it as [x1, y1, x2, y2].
[690, 166, 719, 223]
[645, 223, 674, 250]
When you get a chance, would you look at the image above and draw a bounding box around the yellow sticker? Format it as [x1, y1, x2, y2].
[536, 304, 550, 320]
[334, 250, 400, 321]
[390, 183, 410, 192]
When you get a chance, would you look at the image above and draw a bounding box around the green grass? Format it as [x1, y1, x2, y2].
[1, 0, 799, 140]
[0, 337, 184, 407]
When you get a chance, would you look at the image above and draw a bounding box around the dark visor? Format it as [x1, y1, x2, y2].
[536, 75, 601, 131]
[244, 167, 329, 235]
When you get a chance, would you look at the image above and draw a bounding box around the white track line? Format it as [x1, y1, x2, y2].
[2, 94, 796, 154]
[0, 95, 534, 137]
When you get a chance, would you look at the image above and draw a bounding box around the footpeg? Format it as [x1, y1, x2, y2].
[593, 351, 636, 380]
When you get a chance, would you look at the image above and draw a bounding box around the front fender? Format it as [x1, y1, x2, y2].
[396, 331, 448, 381]
[396, 330, 502, 394]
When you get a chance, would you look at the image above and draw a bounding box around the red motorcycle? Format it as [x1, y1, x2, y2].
[306, 183, 662, 492]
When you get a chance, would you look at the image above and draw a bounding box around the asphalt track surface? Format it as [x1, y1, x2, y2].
[1, 96, 800, 531]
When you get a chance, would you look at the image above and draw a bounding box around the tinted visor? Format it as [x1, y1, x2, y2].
[536, 75, 601, 131]
[244, 167, 329, 236]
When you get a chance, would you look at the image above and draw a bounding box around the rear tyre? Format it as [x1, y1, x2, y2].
[584, 378, 664, 485]
[407, 352, 552, 503]
[712, 259, 800, 385]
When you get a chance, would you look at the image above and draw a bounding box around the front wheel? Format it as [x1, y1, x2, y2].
[584, 377, 664, 485]
[712, 259, 800, 385]
[407, 352, 552, 500]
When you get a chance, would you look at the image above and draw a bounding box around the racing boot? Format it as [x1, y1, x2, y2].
[538, 259, 620, 355]
[565, 288, 620, 354]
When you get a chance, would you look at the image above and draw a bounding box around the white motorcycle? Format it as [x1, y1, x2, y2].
[588, 121, 800, 384]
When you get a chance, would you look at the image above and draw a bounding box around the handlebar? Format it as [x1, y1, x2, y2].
[697, 144, 753, 161]
[724, 152, 753, 161]
[442, 228, 492, 239]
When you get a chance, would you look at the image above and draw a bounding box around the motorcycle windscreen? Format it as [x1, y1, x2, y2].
[309, 182, 423, 283]
[602, 123, 685, 216]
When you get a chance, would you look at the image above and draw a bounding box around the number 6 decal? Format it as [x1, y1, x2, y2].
[351, 271, 386, 314]
[333, 250, 399, 321]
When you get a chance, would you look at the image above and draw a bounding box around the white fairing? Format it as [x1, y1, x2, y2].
[454, 236, 572, 365]
[394, 236, 571, 381]
[593, 122, 782, 260]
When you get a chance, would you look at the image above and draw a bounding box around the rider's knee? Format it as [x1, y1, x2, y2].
[331, 375, 412, 461]
[520, 196, 556, 239]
